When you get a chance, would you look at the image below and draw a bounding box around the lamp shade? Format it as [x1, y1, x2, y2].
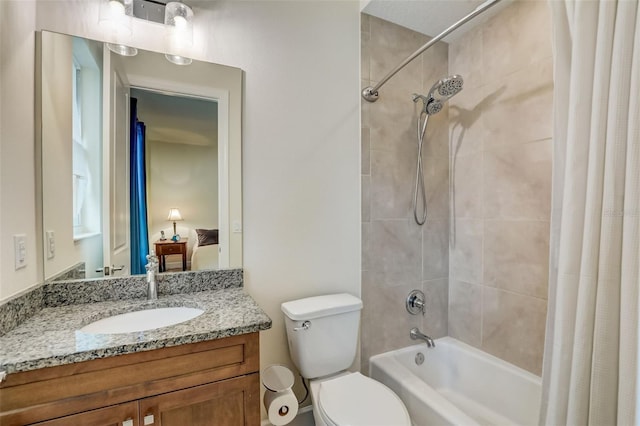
[99, 0, 137, 56]
[167, 208, 183, 221]
[164, 1, 193, 65]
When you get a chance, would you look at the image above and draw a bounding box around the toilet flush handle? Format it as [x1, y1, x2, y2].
[293, 320, 311, 331]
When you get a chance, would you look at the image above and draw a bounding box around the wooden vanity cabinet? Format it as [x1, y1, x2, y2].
[0, 333, 260, 426]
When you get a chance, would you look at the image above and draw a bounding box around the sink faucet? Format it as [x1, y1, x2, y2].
[410, 327, 435, 348]
[146, 250, 159, 300]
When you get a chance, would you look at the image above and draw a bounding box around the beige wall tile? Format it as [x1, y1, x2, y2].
[362, 222, 371, 271]
[448, 279, 482, 347]
[484, 139, 552, 220]
[421, 41, 450, 93]
[361, 28, 371, 81]
[361, 127, 370, 176]
[424, 103, 450, 159]
[369, 219, 422, 284]
[370, 148, 415, 219]
[362, 175, 371, 222]
[482, 0, 552, 83]
[482, 287, 547, 374]
[423, 219, 449, 280]
[369, 16, 426, 83]
[370, 100, 417, 153]
[423, 278, 448, 338]
[449, 25, 483, 90]
[361, 270, 423, 373]
[361, 79, 371, 128]
[449, 83, 485, 158]
[483, 58, 553, 149]
[450, 219, 483, 283]
[363, 1, 553, 375]
[361, 13, 451, 368]
[423, 154, 450, 220]
[484, 220, 550, 299]
[451, 152, 483, 219]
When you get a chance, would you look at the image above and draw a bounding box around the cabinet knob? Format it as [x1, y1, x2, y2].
[122, 420, 134, 426]
[144, 414, 155, 425]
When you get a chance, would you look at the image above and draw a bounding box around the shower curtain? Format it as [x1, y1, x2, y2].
[130, 98, 150, 275]
[540, 0, 639, 425]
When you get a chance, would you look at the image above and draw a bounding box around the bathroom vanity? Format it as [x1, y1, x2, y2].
[1, 333, 259, 425]
[0, 270, 271, 425]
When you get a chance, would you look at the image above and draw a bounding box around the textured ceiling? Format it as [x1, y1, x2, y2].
[361, 0, 512, 42]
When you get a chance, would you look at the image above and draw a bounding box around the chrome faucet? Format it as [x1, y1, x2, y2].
[146, 250, 159, 300]
[410, 327, 435, 348]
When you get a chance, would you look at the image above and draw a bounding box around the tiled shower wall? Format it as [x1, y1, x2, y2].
[361, 15, 450, 374]
[361, 0, 553, 376]
[447, 0, 552, 375]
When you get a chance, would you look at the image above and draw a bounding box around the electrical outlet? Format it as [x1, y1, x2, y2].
[13, 235, 27, 270]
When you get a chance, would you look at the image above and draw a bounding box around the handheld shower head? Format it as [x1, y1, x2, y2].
[414, 74, 464, 116]
[432, 74, 464, 98]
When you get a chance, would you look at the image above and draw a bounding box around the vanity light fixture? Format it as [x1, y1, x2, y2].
[167, 208, 184, 237]
[100, 0, 139, 56]
[164, 1, 194, 65]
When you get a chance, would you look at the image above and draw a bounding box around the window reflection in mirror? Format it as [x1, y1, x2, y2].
[37, 31, 243, 283]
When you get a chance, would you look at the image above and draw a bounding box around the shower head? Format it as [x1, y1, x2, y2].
[430, 74, 464, 99]
[413, 75, 464, 116]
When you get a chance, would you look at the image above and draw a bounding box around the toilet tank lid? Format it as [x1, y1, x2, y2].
[281, 293, 363, 320]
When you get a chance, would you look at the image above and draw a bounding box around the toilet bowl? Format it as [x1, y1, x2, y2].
[310, 372, 411, 426]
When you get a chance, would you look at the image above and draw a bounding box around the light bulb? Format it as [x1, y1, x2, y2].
[173, 15, 187, 28]
[109, 0, 125, 15]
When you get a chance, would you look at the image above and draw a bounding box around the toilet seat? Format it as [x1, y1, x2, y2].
[317, 372, 411, 426]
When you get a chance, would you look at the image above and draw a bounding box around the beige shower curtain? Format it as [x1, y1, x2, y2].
[540, 0, 640, 424]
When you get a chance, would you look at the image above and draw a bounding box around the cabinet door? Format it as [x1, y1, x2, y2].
[138, 374, 259, 426]
[33, 401, 139, 426]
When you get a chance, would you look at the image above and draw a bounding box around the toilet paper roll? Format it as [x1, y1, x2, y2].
[264, 388, 298, 426]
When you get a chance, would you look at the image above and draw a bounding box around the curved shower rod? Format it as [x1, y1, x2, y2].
[362, 0, 502, 102]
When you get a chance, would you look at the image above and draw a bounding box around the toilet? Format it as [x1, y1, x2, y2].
[281, 293, 411, 426]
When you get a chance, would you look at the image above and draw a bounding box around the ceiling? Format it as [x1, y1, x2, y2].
[361, 0, 512, 42]
[131, 88, 218, 147]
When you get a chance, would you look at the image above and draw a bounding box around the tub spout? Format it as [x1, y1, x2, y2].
[410, 327, 435, 348]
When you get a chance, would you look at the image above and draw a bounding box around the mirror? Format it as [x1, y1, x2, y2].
[37, 31, 243, 282]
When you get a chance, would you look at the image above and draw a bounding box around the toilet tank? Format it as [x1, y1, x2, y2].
[282, 293, 363, 379]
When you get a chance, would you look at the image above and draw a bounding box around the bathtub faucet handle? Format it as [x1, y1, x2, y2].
[406, 290, 426, 315]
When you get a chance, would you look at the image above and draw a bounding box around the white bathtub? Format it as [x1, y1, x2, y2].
[369, 337, 541, 426]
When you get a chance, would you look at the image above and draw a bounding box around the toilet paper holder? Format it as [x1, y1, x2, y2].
[262, 364, 295, 392]
[262, 365, 298, 425]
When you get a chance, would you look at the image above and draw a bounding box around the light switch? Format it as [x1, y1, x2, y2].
[232, 220, 242, 233]
[46, 230, 55, 259]
[13, 235, 27, 270]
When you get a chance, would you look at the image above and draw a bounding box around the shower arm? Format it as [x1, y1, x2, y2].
[362, 0, 501, 102]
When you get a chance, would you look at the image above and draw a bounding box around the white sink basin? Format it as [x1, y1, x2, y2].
[80, 307, 204, 334]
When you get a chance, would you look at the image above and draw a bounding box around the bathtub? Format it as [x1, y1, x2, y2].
[369, 337, 541, 426]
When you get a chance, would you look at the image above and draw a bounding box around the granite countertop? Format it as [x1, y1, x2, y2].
[0, 287, 272, 374]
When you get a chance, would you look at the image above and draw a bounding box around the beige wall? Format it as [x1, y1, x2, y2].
[0, 1, 39, 298]
[360, 14, 450, 374]
[146, 139, 218, 260]
[447, 0, 552, 374]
